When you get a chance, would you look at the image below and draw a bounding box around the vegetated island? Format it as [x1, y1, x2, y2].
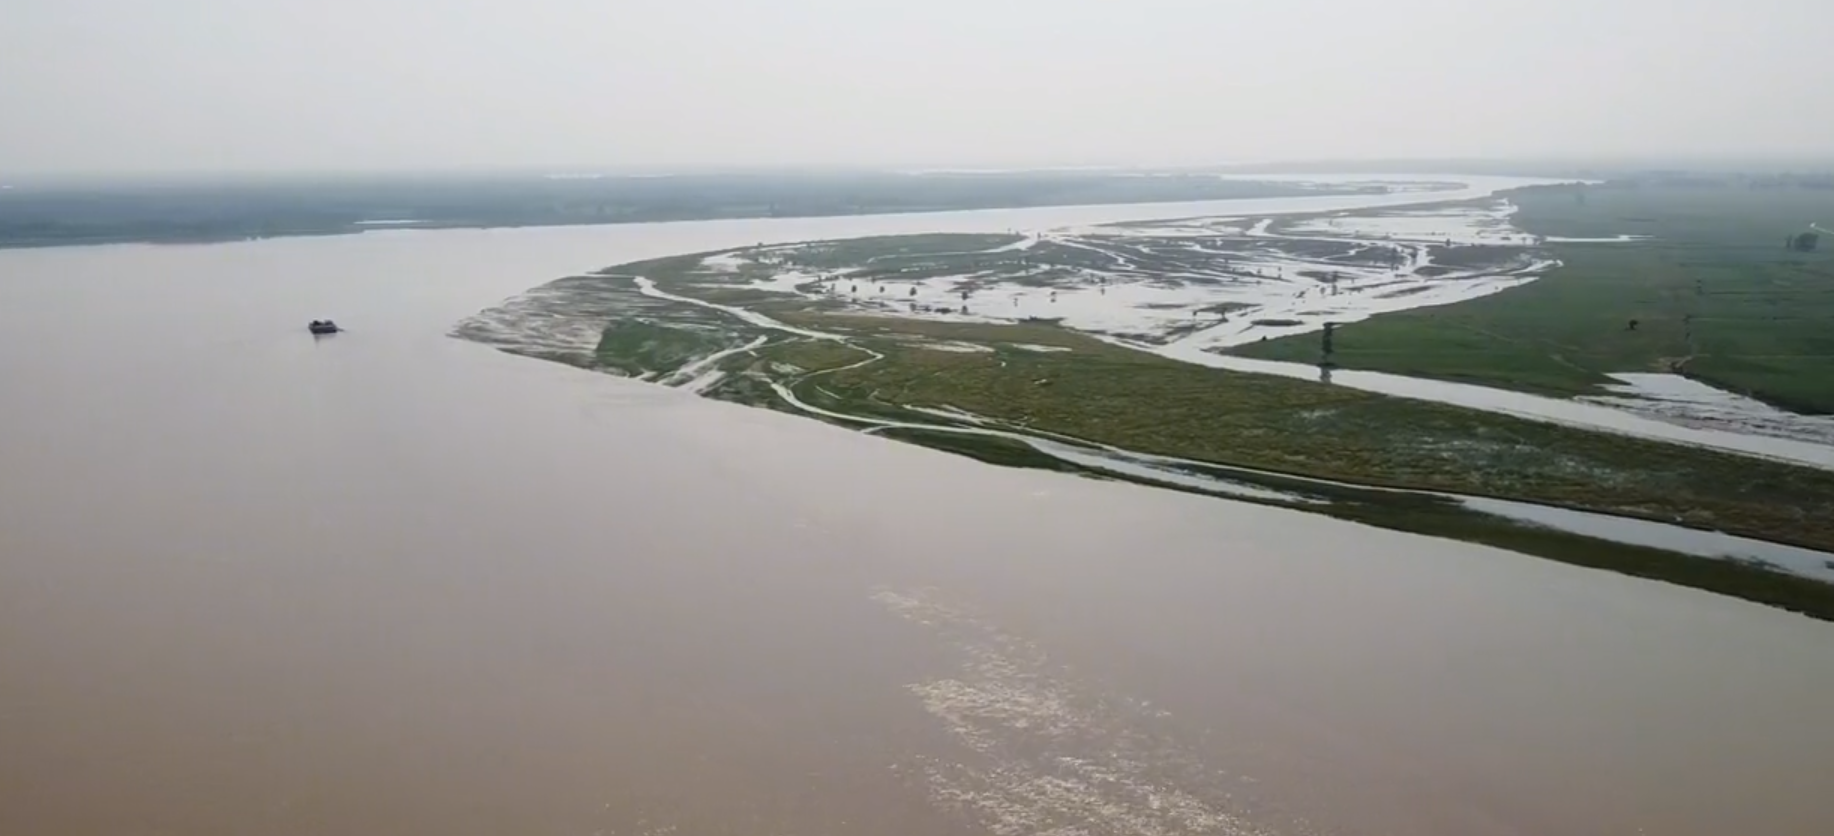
[457, 185, 1834, 621]
[0, 171, 1363, 248]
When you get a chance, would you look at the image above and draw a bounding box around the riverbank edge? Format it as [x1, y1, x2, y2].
[723, 381, 1834, 623]
[447, 185, 1834, 620]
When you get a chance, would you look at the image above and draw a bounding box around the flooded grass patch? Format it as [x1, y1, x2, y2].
[457, 201, 1834, 620]
[592, 320, 746, 378]
[796, 329, 1834, 558]
[1235, 184, 1834, 414]
[1424, 244, 1530, 270]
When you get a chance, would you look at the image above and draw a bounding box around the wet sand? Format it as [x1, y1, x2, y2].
[4, 200, 1834, 835]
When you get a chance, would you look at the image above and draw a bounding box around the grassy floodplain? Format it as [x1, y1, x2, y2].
[456, 203, 1834, 621]
[756, 314, 1834, 543]
[1232, 181, 1834, 413]
[732, 314, 1834, 619]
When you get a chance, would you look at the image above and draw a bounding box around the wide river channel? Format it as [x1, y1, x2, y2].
[4, 178, 1832, 836]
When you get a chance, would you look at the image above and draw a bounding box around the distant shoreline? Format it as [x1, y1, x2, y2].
[1, 202, 1320, 250]
[0, 172, 1368, 250]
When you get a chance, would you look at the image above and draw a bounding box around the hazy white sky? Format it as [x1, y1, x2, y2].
[1, 0, 1827, 174]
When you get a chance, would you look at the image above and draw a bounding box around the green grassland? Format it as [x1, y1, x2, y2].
[589, 239, 1834, 561]
[1231, 183, 1834, 412]
[535, 219, 1834, 616]
[551, 225, 1834, 619]
[694, 315, 1834, 619]
[738, 313, 1834, 553]
[591, 320, 743, 378]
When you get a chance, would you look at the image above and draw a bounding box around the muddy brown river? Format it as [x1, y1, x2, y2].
[4, 189, 1833, 835]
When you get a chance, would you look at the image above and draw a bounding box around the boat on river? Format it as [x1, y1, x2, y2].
[308, 320, 341, 335]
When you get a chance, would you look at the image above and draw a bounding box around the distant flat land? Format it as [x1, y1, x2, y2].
[1231, 180, 1834, 413]
[0, 172, 1349, 248]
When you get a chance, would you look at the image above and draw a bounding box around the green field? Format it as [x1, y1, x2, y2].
[591, 320, 743, 378]
[1231, 183, 1834, 412]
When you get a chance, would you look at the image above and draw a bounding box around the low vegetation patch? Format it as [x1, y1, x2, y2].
[775, 312, 1834, 555]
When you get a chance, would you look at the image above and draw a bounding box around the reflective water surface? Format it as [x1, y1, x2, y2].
[4, 195, 1833, 836]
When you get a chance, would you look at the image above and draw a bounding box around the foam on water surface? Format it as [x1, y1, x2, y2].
[873, 587, 1283, 836]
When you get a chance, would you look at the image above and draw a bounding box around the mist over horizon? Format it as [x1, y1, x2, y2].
[14, 155, 1834, 188]
[4, 0, 1830, 178]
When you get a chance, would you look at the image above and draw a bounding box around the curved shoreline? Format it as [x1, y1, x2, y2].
[450, 173, 1834, 615]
